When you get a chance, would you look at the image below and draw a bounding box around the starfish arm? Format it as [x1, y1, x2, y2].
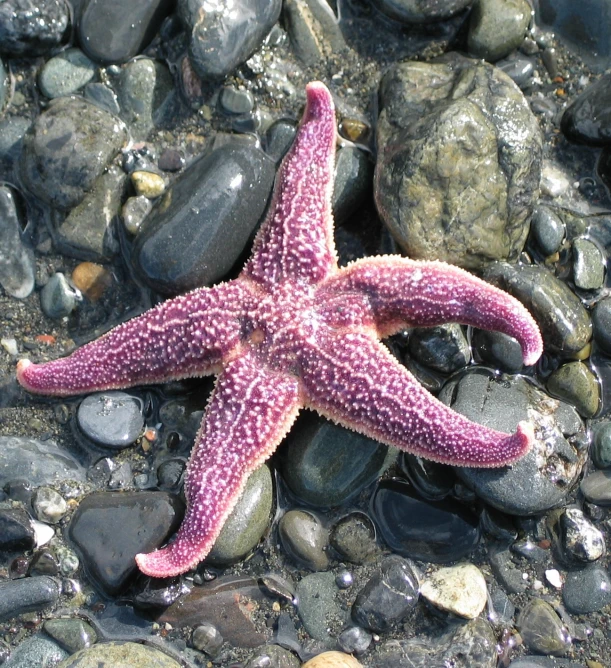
[16, 280, 255, 396]
[244, 81, 338, 288]
[136, 353, 302, 577]
[300, 330, 534, 467]
[322, 256, 543, 366]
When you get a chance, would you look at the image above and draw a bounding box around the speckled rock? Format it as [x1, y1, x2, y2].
[375, 53, 541, 270]
[296, 571, 346, 644]
[562, 564, 611, 614]
[0, 0, 69, 56]
[440, 372, 586, 515]
[420, 563, 487, 619]
[2, 633, 68, 668]
[19, 97, 127, 210]
[0, 577, 61, 622]
[38, 48, 97, 98]
[57, 641, 181, 668]
[375, 618, 497, 667]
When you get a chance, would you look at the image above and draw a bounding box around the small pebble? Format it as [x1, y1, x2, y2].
[561, 507, 605, 562]
[420, 563, 488, 619]
[192, 622, 223, 657]
[131, 170, 166, 198]
[219, 86, 255, 115]
[302, 651, 362, 668]
[71, 262, 112, 301]
[38, 48, 96, 98]
[32, 487, 68, 523]
[592, 422, 611, 468]
[77, 392, 144, 449]
[40, 273, 78, 319]
[279, 510, 329, 571]
[122, 195, 153, 235]
[573, 237, 605, 290]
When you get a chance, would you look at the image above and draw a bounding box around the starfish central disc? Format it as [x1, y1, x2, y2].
[16, 81, 543, 578]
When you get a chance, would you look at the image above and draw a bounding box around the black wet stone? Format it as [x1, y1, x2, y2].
[371, 479, 480, 562]
[0, 508, 35, 552]
[0, 0, 69, 56]
[67, 491, 184, 596]
[472, 329, 524, 373]
[333, 145, 374, 226]
[265, 119, 297, 164]
[19, 96, 127, 210]
[77, 392, 144, 449]
[399, 453, 455, 501]
[77, 0, 175, 64]
[592, 296, 611, 355]
[0, 436, 86, 488]
[408, 324, 470, 373]
[561, 72, 611, 146]
[178, 0, 282, 79]
[351, 555, 419, 633]
[133, 142, 275, 294]
[440, 372, 586, 515]
[281, 412, 388, 507]
[562, 565, 611, 614]
[531, 206, 565, 256]
[483, 262, 592, 355]
[219, 86, 255, 115]
[132, 577, 189, 610]
[371, 0, 471, 23]
[497, 54, 536, 88]
[0, 576, 61, 621]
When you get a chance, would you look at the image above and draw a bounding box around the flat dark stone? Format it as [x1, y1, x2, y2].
[0, 508, 35, 552]
[133, 142, 275, 294]
[78, 0, 175, 64]
[371, 479, 480, 562]
[68, 491, 184, 596]
[561, 72, 611, 146]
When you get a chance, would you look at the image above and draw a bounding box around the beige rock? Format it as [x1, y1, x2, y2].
[131, 170, 166, 199]
[302, 651, 362, 668]
[420, 563, 487, 619]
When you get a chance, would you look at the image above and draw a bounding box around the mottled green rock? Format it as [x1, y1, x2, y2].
[547, 361, 599, 418]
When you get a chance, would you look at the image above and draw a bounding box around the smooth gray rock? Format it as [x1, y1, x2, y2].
[2, 634, 68, 668]
[178, 0, 281, 78]
[38, 48, 97, 98]
[468, 0, 531, 62]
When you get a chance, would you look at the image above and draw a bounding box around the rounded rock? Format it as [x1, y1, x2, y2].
[562, 564, 611, 614]
[468, 0, 531, 62]
[592, 422, 611, 468]
[420, 563, 487, 619]
[40, 273, 77, 319]
[38, 48, 97, 99]
[279, 509, 329, 571]
[302, 652, 362, 668]
[546, 361, 600, 418]
[517, 599, 571, 656]
[192, 622, 223, 657]
[77, 392, 144, 449]
[0, 0, 69, 56]
[57, 641, 181, 668]
[131, 171, 166, 199]
[207, 463, 273, 565]
[32, 487, 68, 524]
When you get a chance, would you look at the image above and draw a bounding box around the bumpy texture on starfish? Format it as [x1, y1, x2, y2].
[17, 82, 543, 578]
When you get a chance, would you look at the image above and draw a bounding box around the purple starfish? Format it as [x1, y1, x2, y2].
[17, 82, 543, 578]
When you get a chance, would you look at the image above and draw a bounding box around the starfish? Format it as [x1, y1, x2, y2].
[17, 82, 543, 578]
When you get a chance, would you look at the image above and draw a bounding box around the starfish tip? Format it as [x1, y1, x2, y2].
[135, 551, 178, 579]
[515, 420, 535, 455]
[16, 359, 34, 389]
